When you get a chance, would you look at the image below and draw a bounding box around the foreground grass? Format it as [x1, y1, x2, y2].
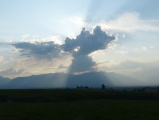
[1, 100, 159, 120]
[0, 89, 159, 120]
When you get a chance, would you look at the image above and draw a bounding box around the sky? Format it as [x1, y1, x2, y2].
[0, 0, 159, 86]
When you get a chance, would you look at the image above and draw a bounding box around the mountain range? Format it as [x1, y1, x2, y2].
[0, 72, 143, 89]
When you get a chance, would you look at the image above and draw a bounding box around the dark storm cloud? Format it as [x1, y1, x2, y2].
[12, 41, 61, 59]
[62, 26, 115, 56]
[63, 26, 115, 73]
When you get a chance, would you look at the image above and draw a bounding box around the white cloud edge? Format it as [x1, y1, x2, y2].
[94, 12, 159, 33]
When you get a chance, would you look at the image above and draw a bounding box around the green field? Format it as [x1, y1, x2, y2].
[0, 89, 159, 120]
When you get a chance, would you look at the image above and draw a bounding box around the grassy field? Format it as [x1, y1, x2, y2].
[0, 89, 159, 120]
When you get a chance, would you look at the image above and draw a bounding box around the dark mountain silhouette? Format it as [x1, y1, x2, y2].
[66, 72, 112, 88]
[0, 76, 10, 86]
[0, 72, 141, 89]
[1, 73, 67, 89]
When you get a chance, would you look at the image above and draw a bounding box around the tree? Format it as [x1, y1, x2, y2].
[102, 84, 105, 90]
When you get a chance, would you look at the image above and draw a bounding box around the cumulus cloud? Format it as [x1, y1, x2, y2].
[62, 26, 115, 73]
[12, 41, 61, 59]
[62, 26, 115, 56]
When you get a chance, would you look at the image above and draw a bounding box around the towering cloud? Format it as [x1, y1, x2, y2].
[63, 26, 115, 56]
[63, 26, 115, 73]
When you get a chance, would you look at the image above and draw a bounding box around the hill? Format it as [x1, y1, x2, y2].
[0, 76, 10, 86]
[0, 72, 141, 89]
